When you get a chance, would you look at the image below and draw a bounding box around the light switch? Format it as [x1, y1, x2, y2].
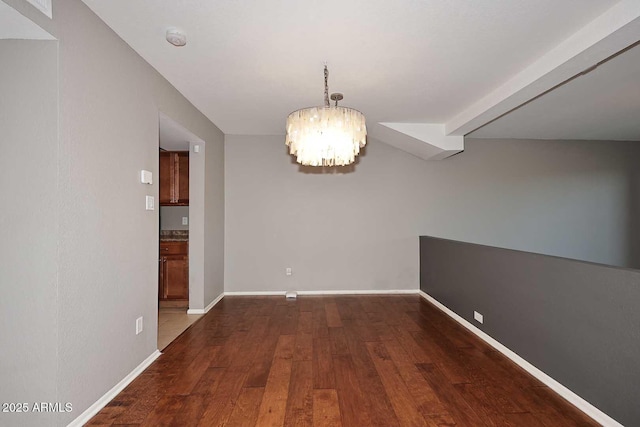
[140, 170, 153, 185]
[193, 145, 200, 153]
[136, 317, 143, 335]
[145, 195, 155, 211]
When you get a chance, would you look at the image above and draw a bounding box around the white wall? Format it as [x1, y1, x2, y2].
[0, 39, 58, 427]
[225, 135, 640, 292]
[2, 0, 225, 425]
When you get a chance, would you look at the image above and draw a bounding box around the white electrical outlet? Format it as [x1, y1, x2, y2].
[285, 291, 297, 299]
[182, 216, 188, 225]
[285, 267, 292, 276]
[145, 195, 155, 211]
[136, 317, 143, 335]
[473, 311, 484, 324]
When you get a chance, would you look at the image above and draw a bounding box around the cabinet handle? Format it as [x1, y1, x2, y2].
[163, 247, 169, 251]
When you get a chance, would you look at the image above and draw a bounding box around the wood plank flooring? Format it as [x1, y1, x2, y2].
[88, 295, 599, 426]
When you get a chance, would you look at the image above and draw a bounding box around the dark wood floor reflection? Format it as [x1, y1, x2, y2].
[88, 295, 598, 426]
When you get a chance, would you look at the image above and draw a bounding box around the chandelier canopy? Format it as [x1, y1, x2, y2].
[285, 66, 367, 167]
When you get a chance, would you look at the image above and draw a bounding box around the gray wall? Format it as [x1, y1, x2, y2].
[420, 236, 640, 426]
[225, 135, 640, 292]
[0, 39, 58, 427]
[1, 0, 225, 425]
[203, 138, 225, 305]
[160, 206, 189, 230]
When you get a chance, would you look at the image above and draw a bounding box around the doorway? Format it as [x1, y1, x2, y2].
[157, 113, 204, 349]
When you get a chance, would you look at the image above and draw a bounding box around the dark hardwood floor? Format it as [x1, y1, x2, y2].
[88, 295, 599, 426]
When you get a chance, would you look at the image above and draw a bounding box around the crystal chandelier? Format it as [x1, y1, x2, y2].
[285, 66, 367, 166]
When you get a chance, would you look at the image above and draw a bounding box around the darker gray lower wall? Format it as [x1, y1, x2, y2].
[420, 236, 640, 426]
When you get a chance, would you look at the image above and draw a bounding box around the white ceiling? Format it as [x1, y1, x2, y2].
[79, 0, 634, 141]
[76, 0, 640, 157]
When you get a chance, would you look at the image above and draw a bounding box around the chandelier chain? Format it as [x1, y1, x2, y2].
[324, 65, 329, 107]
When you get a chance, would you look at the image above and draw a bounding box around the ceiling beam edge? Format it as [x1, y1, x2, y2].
[444, 0, 640, 137]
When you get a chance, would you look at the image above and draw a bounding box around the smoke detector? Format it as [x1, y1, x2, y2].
[166, 28, 187, 47]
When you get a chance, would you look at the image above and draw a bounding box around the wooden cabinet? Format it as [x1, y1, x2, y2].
[159, 151, 189, 205]
[159, 241, 188, 305]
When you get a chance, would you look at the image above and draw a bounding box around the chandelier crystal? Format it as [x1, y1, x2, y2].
[286, 66, 367, 166]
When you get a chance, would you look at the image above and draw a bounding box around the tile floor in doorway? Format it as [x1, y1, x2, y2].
[157, 307, 202, 350]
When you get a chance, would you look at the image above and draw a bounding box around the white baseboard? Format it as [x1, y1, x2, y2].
[224, 289, 419, 296]
[67, 350, 161, 427]
[224, 290, 285, 296]
[417, 290, 623, 427]
[298, 289, 419, 295]
[187, 291, 224, 314]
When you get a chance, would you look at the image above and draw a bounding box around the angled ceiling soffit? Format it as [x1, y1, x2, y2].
[370, 123, 464, 161]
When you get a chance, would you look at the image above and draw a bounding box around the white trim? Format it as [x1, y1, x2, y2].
[67, 350, 161, 427]
[297, 289, 418, 295]
[187, 291, 224, 314]
[417, 291, 623, 427]
[224, 290, 285, 296]
[223, 289, 419, 296]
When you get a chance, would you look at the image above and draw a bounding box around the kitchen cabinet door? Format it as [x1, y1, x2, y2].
[161, 255, 188, 300]
[159, 151, 189, 206]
